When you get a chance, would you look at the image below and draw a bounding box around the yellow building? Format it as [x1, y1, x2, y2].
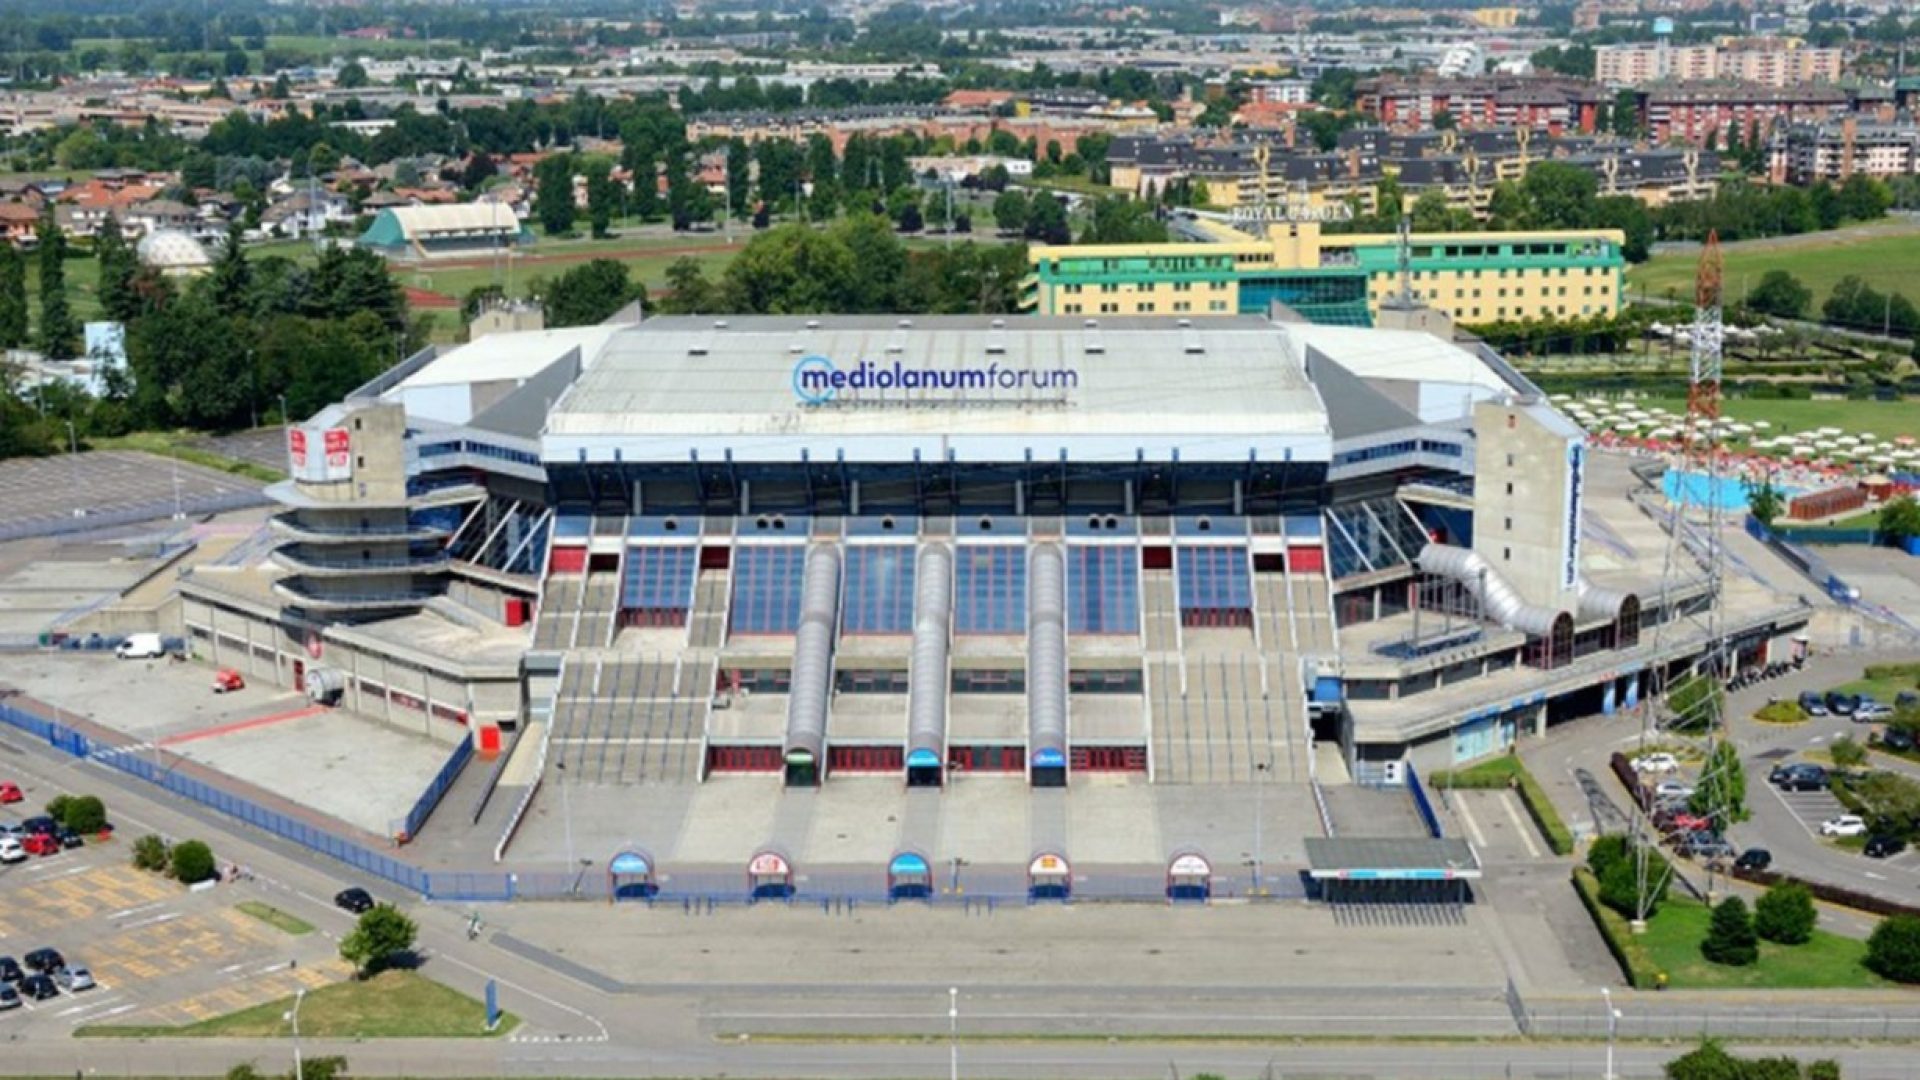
[1023, 220, 1627, 327]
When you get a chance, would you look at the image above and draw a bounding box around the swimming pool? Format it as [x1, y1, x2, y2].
[1661, 471, 1801, 511]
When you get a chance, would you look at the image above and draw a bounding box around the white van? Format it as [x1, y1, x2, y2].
[114, 633, 166, 660]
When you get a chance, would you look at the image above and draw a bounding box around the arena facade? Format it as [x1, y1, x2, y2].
[180, 313, 1810, 794]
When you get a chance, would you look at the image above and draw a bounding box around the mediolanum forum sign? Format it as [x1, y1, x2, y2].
[792, 355, 1079, 407]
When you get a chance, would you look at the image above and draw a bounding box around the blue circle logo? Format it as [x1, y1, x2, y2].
[792, 354, 837, 405]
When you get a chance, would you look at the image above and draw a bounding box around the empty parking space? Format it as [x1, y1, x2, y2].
[0, 451, 266, 540]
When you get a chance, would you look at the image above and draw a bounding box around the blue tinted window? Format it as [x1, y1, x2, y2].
[1069, 546, 1138, 634]
[729, 546, 807, 634]
[1177, 546, 1251, 611]
[954, 546, 1026, 634]
[843, 546, 915, 634]
[621, 546, 697, 609]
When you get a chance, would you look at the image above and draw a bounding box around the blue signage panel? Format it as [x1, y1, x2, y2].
[1032, 747, 1066, 768]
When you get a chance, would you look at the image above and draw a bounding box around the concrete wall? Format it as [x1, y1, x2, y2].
[1470, 399, 1582, 612]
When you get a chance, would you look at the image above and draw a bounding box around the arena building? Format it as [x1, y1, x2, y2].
[1021, 219, 1628, 328]
[178, 313, 1807, 799]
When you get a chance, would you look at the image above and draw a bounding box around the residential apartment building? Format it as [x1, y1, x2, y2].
[1637, 84, 1856, 146]
[1357, 76, 1607, 136]
[1596, 41, 1845, 88]
[1023, 220, 1627, 328]
[1768, 120, 1920, 185]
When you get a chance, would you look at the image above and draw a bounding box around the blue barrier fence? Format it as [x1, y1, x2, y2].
[397, 736, 474, 843]
[1406, 763, 1444, 840]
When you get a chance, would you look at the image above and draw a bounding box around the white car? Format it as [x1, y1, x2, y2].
[1633, 752, 1681, 774]
[1821, 814, 1868, 838]
[1655, 780, 1695, 799]
[0, 837, 24, 864]
[1854, 703, 1893, 722]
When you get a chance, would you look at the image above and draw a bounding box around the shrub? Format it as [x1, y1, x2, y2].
[1599, 841, 1671, 919]
[1752, 700, 1805, 724]
[1588, 833, 1630, 878]
[1572, 867, 1661, 989]
[1865, 914, 1920, 983]
[45, 794, 73, 823]
[1830, 735, 1867, 769]
[1754, 882, 1817, 945]
[1806, 1060, 1842, 1080]
[131, 834, 169, 872]
[1701, 895, 1759, 966]
[59, 794, 107, 833]
[169, 839, 216, 884]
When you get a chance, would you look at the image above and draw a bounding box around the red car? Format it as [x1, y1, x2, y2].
[212, 668, 245, 694]
[20, 833, 59, 857]
[0, 782, 21, 804]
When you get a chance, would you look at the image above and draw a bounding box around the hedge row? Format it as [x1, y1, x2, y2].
[1728, 864, 1920, 921]
[1863, 662, 1920, 682]
[1572, 866, 1663, 990]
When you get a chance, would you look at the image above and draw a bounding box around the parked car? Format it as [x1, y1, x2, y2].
[1734, 848, 1773, 872]
[1655, 780, 1695, 800]
[53, 966, 93, 992]
[1821, 814, 1868, 837]
[1897, 690, 1919, 709]
[1679, 832, 1736, 860]
[54, 828, 83, 850]
[211, 668, 245, 694]
[1825, 691, 1860, 717]
[1799, 692, 1830, 717]
[1881, 727, 1916, 754]
[20, 816, 55, 836]
[1633, 752, 1681, 774]
[1657, 809, 1713, 834]
[0, 956, 21, 983]
[334, 887, 375, 914]
[17, 974, 55, 1001]
[0, 781, 21, 804]
[1855, 702, 1894, 722]
[1864, 835, 1909, 859]
[114, 633, 166, 660]
[0, 838, 23, 865]
[1774, 764, 1829, 791]
[0, 983, 18, 1010]
[22, 948, 63, 974]
[19, 833, 58, 857]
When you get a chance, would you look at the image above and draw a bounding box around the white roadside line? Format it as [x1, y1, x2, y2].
[1453, 793, 1489, 849]
[111, 900, 168, 920]
[117, 911, 182, 932]
[70, 1002, 137, 1024]
[55, 994, 125, 1019]
[1498, 790, 1542, 859]
[1764, 779, 1823, 840]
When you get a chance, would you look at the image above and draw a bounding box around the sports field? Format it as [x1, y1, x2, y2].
[1627, 220, 1920, 311]
[1631, 397, 1920, 441]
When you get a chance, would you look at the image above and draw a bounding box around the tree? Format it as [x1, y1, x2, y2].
[1664, 1041, 1805, 1080]
[992, 189, 1029, 235]
[1866, 914, 1920, 983]
[726, 139, 751, 219]
[1701, 895, 1759, 966]
[169, 839, 216, 884]
[1829, 734, 1867, 769]
[208, 222, 252, 318]
[1746, 270, 1811, 321]
[1079, 197, 1167, 244]
[585, 159, 617, 238]
[49, 793, 107, 833]
[1754, 881, 1816, 946]
[36, 207, 76, 359]
[1880, 495, 1920, 544]
[534, 153, 576, 236]
[1690, 740, 1747, 822]
[96, 213, 140, 324]
[544, 259, 644, 327]
[0, 243, 28, 348]
[339, 904, 417, 977]
[1024, 192, 1070, 245]
[1747, 477, 1786, 529]
[337, 61, 369, 89]
[662, 256, 716, 313]
[629, 146, 659, 221]
[1599, 844, 1670, 918]
[1520, 161, 1600, 230]
[720, 224, 857, 313]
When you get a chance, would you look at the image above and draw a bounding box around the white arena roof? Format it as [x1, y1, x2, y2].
[544, 316, 1335, 465]
[1279, 323, 1522, 425]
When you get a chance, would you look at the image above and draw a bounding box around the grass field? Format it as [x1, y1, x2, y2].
[1639, 898, 1887, 989]
[1628, 221, 1920, 311]
[79, 971, 514, 1038]
[235, 901, 315, 936]
[1630, 397, 1920, 441]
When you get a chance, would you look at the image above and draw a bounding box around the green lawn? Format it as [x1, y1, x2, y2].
[235, 901, 314, 936]
[92, 430, 284, 482]
[1631, 397, 1920, 441]
[79, 971, 514, 1038]
[1832, 674, 1917, 699]
[1627, 221, 1920, 310]
[1638, 898, 1888, 989]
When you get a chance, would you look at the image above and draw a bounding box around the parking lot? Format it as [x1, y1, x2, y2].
[0, 802, 351, 1032]
[0, 451, 268, 541]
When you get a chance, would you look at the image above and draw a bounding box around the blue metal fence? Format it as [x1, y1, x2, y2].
[1406, 763, 1444, 840]
[397, 736, 474, 843]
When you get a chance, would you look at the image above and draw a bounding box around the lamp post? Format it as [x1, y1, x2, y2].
[65, 419, 83, 518]
[1253, 759, 1270, 893]
[1602, 986, 1622, 1080]
[557, 759, 575, 883]
[287, 986, 307, 1080]
[947, 986, 958, 1080]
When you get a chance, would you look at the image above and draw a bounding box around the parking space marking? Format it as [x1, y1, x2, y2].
[1454, 795, 1488, 848]
[1497, 792, 1543, 859]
